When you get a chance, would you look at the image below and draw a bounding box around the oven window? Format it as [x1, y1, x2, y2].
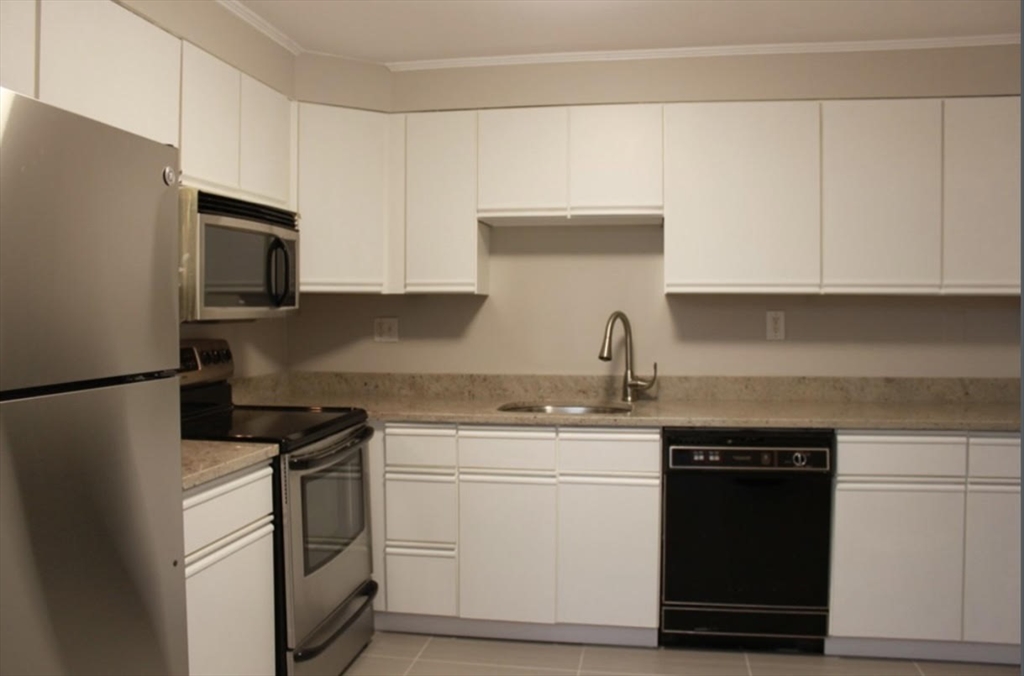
[300, 449, 364, 575]
[203, 224, 296, 308]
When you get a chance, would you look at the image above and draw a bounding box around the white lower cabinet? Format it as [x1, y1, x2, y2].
[829, 432, 1021, 653]
[459, 475, 558, 623]
[381, 424, 661, 631]
[830, 482, 966, 640]
[182, 465, 275, 676]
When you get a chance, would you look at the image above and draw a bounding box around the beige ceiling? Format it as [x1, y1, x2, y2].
[234, 0, 1020, 68]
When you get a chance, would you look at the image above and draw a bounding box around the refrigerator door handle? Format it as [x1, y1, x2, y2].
[293, 580, 378, 663]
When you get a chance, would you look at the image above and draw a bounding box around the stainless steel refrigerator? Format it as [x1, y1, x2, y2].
[0, 88, 188, 675]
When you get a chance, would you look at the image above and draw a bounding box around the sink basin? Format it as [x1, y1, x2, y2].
[497, 402, 633, 415]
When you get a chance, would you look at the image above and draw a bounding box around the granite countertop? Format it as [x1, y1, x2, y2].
[181, 440, 279, 491]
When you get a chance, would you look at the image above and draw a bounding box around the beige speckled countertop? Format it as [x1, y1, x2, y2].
[181, 440, 278, 491]
[183, 373, 1019, 489]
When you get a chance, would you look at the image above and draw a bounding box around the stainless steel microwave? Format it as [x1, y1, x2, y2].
[179, 188, 299, 322]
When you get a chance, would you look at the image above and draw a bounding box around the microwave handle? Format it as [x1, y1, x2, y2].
[280, 241, 291, 306]
[265, 237, 286, 306]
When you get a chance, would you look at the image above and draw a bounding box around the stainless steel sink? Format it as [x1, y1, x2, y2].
[497, 402, 633, 415]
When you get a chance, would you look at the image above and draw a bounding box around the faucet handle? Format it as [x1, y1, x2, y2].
[629, 362, 658, 393]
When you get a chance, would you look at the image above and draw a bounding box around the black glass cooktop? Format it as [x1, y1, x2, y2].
[181, 405, 367, 452]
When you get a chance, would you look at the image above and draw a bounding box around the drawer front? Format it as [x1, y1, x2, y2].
[459, 426, 556, 471]
[386, 424, 457, 467]
[385, 550, 457, 616]
[385, 475, 457, 543]
[969, 436, 1021, 480]
[836, 434, 967, 478]
[558, 428, 660, 474]
[183, 466, 273, 555]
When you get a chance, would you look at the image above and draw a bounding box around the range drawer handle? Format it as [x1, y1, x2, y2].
[293, 580, 378, 663]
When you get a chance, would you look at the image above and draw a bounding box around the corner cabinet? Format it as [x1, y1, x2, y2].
[828, 432, 1021, 660]
[942, 96, 1021, 295]
[182, 465, 276, 676]
[38, 0, 181, 146]
[298, 103, 390, 293]
[405, 111, 489, 294]
[821, 100, 943, 294]
[664, 101, 821, 293]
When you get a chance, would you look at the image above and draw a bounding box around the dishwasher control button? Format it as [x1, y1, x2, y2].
[709, 451, 720, 462]
[692, 450, 705, 462]
[761, 452, 772, 466]
[792, 452, 808, 467]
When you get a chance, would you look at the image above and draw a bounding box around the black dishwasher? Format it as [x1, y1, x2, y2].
[660, 428, 834, 653]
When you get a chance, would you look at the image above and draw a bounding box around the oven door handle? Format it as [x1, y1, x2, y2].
[293, 579, 378, 663]
[288, 425, 374, 472]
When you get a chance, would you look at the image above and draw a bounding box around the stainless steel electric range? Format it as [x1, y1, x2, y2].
[180, 339, 377, 676]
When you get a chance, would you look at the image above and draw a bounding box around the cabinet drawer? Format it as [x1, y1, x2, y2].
[385, 474, 457, 543]
[558, 428, 660, 474]
[459, 426, 556, 471]
[386, 549, 457, 616]
[836, 435, 966, 478]
[969, 436, 1021, 480]
[183, 466, 273, 555]
[386, 424, 457, 467]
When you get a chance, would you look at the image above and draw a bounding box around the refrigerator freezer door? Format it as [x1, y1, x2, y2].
[0, 377, 187, 675]
[0, 88, 179, 392]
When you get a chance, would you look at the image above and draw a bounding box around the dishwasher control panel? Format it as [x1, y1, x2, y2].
[668, 446, 830, 470]
[663, 428, 834, 472]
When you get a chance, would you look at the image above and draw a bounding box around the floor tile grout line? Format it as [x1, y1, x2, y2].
[413, 656, 581, 673]
[401, 635, 432, 676]
[744, 651, 753, 676]
[913, 661, 926, 676]
[577, 645, 586, 676]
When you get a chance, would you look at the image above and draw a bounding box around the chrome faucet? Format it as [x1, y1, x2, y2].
[598, 311, 657, 403]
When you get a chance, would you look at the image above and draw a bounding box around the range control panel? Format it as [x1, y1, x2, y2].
[179, 338, 234, 387]
[669, 446, 830, 471]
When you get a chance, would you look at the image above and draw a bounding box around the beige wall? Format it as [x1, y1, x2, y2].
[181, 320, 289, 378]
[288, 227, 1021, 378]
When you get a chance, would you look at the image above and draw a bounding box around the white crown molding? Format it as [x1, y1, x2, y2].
[385, 34, 1021, 72]
[216, 0, 303, 55]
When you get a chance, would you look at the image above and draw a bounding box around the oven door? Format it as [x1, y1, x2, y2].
[283, 425, 374, 646]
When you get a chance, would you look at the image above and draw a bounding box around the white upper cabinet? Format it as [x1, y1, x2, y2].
[240, 75, 292, 206]
[181, 43, 293, 208]
[822, 99, 943, 293]
[181, 43, 241, 191]
[0, 0, 36, 97]
[569, 104, 663, 216]
[478, 107, 569, 217]
[38, 0, 181, 146]
[406, 111, 488, 293]
[942, 96, 1021, 295]
[298, 103, 388, 293]
[664, 101, 821, 293]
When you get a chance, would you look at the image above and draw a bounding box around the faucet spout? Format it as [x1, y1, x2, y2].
[598, 311, 657, 403]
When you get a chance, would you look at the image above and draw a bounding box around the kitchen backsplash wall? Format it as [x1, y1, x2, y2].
[286, 226, 1021, 378]
[181, 318, 289, 378]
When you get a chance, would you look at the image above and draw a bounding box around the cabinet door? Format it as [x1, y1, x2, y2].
[557, 478, 660, 627]
[185, 526, 275, 676]
[822, 99, 942, 293]
[478, 107, 568, 213]
[384, 474, 457, 544]
[963, 485, 1020, 644]
[943, 97, 1021, 294]
[406, 111, 487, 293]
[240, 75, 292, 206]
[180, 43, 241, 190]
[298, 103, 388, 292]
[38, 0, 181, 146]
[0, 0, 35, 96]
[664, 101, 821, 293]
[459, 476, 556, 623]
[385, 549, 458, 617]
[829, 483, 965, 641]
[569, 104, 663, 213]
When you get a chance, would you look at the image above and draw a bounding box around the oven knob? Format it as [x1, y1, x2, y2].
[792, 452, 808, 467]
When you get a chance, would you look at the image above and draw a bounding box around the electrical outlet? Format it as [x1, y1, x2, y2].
[373, 317, 399, 342]
[766, 311, 785, 341]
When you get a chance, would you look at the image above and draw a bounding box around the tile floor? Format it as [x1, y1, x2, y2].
[346, 632, 1020, 676]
